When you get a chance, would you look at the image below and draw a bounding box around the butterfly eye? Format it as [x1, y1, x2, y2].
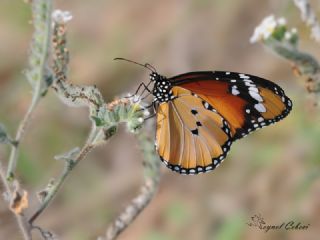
[149, 72, 158, 81]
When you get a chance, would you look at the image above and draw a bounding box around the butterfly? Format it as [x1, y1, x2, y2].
[116, 58, 292, 175]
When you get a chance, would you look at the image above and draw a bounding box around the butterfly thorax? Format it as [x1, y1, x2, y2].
[150, 72, 174, 103]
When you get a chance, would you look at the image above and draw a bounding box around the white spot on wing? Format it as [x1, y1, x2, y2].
[239, 73, 250, 79]
[255, 103, 267, 112]
[245, 82, 255, 87]
[232, 88, 240, 95]
[248, 86, 259, 92]
[249, 91, 263, 102]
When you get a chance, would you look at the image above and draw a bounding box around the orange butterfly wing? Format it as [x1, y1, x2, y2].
[156, 86, 232, 174]
[170, 71, 292, 140]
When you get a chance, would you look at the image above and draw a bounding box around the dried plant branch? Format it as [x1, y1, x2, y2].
[0, 163, 32, 240]
[294, 0, 320, 43]
[100, 132, 161, 240]
[7, 0, 53, 181]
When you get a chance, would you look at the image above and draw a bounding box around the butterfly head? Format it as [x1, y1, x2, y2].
[149, 72, 166, 82]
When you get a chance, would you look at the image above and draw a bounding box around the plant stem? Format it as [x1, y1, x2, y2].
[265, 39, 320, 75]
[6, 0, 53, 180]
[6, 93, 40, 181]
[29, 144, 94, 223]
[102, 132, 161, 240]
[28, 125, 116, 224]
[264, 38, 320, 105]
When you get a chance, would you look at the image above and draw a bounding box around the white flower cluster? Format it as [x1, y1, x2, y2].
[284, 28, 298, 41]
[52, 10, 73, 24]
[127, 93, 141, 103]
[250, 15, 287, 43]
[125, 92, 151, 124]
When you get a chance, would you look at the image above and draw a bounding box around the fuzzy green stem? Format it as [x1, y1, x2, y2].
[264, 38, 320, 105]
[265, 39, 320, 75]
[6, 0, 53, 181]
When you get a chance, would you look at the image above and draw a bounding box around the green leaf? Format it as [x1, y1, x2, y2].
[272, 25, 287, 41]
[90, 116, 105, 127]
[0, 123, 12, 145]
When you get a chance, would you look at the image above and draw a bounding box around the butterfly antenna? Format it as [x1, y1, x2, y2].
[114, 57, 157, 72]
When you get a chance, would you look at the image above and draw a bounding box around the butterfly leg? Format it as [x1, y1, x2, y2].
[136, 100, 156, 117]
[137, 101, 158, 121]
[126, 82, 152, 101]
[144, 112, 157, 121]
[137, 82, 153, 101]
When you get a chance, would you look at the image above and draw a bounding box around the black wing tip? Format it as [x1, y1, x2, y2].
[232, 96, 293, 141]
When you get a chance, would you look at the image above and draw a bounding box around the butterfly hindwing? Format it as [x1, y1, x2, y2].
[156, 86, 232, 174]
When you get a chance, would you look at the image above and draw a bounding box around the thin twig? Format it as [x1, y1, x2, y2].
[294, 0, 320, 43]
[31, 225, 57, 240]
[7, 96, 40, 181]
[101, 132, 161, 240]
[0, 163, 32, 240]
[28, 126, 99, 224]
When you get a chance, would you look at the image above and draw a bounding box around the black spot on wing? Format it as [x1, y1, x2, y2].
[191, 129, 199, 135]
[196, 121, 202, 127]
[191, 109, 198, 115]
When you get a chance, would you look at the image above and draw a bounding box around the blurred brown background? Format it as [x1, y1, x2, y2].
[1, 0, 320, 239]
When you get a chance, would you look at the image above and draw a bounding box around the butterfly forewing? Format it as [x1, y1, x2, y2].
[169, 71, 292, 140]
